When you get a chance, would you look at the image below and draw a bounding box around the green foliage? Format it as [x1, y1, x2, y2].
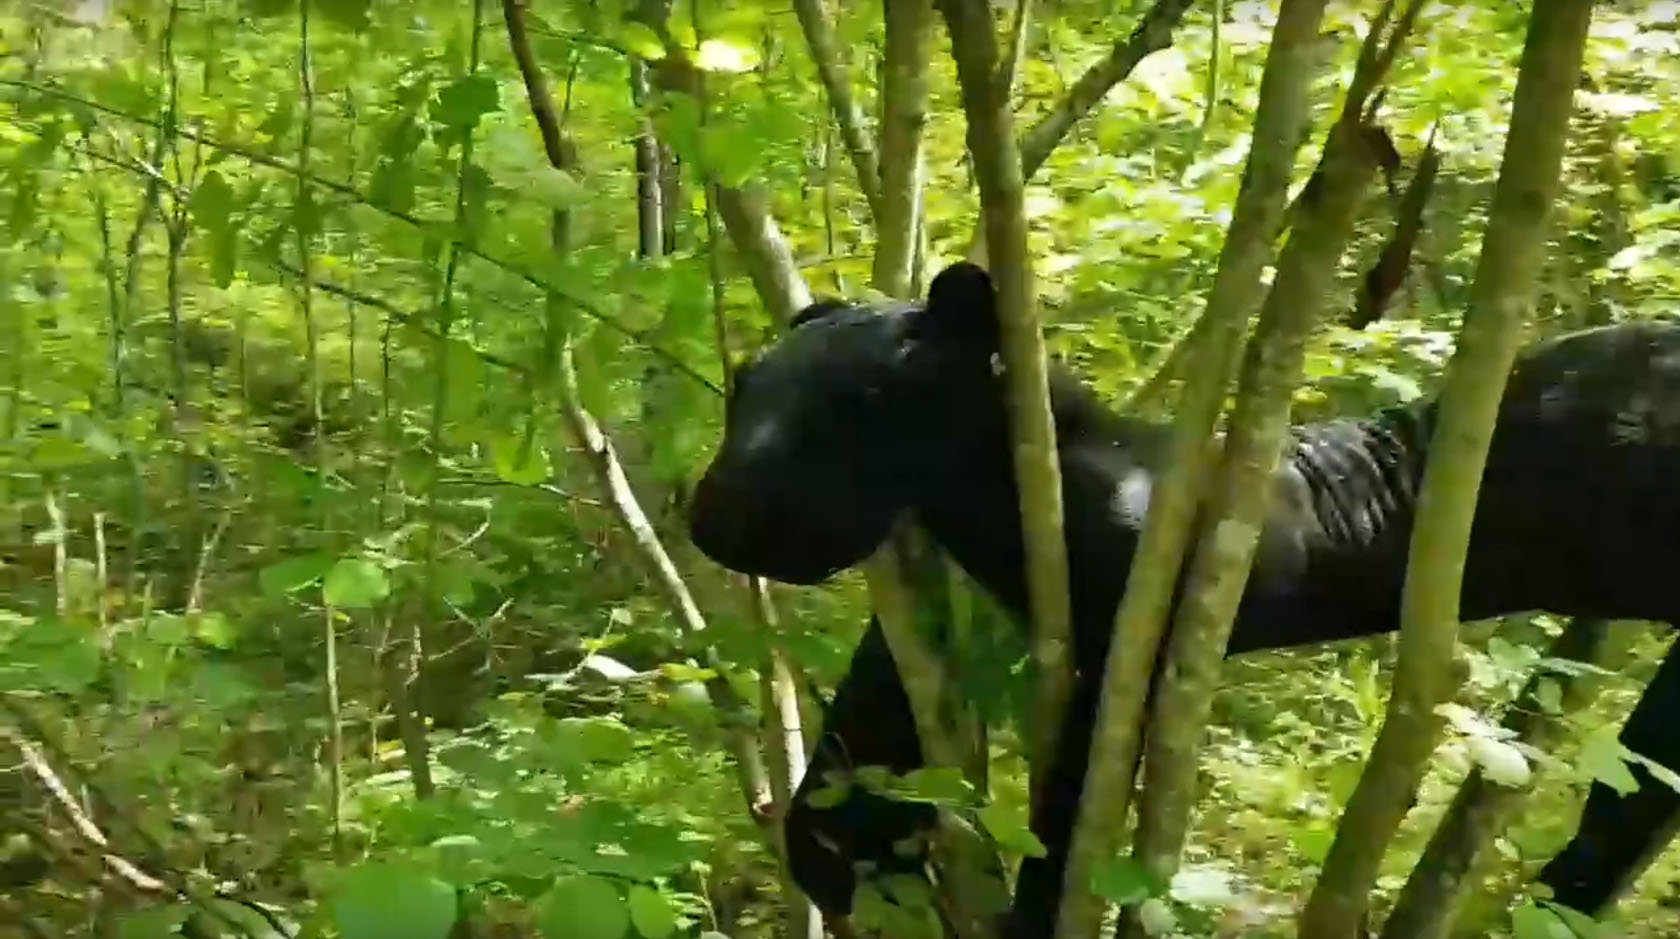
[540, 875, 629, 939]
[328, 862, 458, 939]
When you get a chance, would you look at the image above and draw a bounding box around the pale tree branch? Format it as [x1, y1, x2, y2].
[2, 728, 169, 895]
[871, 0, 935, 298]
[938, 0, 1074, 814]
[968, 0, 1196, 263]
[1020, 0, 1196, 178]
[792, 0, 882, 216]
[1055, 0, 1336, 935]
[1118, 1, 1421, 932]
[1298, 0, 1595, 933]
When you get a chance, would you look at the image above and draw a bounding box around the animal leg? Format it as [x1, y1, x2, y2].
[1539, 634, 1680, 916]
[1003, 665, 1109, 937]
[783, 616, 936, 914]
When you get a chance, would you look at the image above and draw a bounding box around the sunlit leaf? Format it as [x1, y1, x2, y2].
[620, 22, 666, 60]
[190, 170, 235, 232]
[978, 799, 1047, 858]
[1511, 901, 1576, 939]
[323, 558, 390, 609]
[492, 432, 551, 485]
[191, 611, 238, 650]
[694, 38, 758, 73]
[1576, 727, 1641, 795]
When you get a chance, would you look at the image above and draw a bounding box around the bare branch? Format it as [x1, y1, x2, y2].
[1056, 0, 1334, 934]
[2, 728, 168, 894]
[938, 0, 1074, 813]
[1019, 0, 1195, 178]
[792, 0, 882, 214]
[872, 0, 935, 297]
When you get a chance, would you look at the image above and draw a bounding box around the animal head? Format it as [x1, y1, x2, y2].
[688, 261, 1005, 583]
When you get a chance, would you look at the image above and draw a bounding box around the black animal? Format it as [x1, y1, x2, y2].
[687, 261, 1680, 934]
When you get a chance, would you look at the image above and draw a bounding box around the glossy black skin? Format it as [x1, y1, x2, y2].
[688, 261, 1680, 933]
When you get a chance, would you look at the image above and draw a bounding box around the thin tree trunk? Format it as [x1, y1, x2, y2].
[630, 59, 664, 258]
[1054, 3, 1334, 936]
[871, 0, 933, 298]
[1118, 5, 1418, 931]
[295, 0, 345, 854]
[711, 182, 813, 322]
[1298, 3, 1595, 935]
[791, 0, 882, 217]
[939, 0, 1075, 799]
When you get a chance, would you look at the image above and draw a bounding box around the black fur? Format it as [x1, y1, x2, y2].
[688, 261, 1680, 933]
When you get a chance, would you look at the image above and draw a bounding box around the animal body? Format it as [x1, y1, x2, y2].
[687, 260, 1680, 935]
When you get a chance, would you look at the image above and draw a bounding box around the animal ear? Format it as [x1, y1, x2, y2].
[914, 261, 1000, 349]
[790, 298, 853, 329]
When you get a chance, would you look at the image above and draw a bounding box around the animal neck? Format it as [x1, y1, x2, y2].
[904, 367, 1139, 620]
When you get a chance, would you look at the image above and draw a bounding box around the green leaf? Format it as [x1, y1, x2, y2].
[523, 165, 589, 210]
[1511, 901, 1576, 939]
[1, 619, 101, 695]
[371, 158, 416, 214]
[804, 775, 850, 809]
[628, 884, 676, 938]
[323, 558, 390, 609]
[695, 38, 758, 73]
[429, 834, 484, 887]
[892, 766, 973, 807]
[148, 613, 190, 646]
[1576, 727, 1641, 795]
[201, 898, 285, 939]
[619, 22, 666, 60]
[190, 170, 235, 232]
[329, 862, 457, 939]
[978, 800, 1047, 858]
[259, 552, 333, 597]
[698, 125, 759, 189]
[434, 75, 501, 131]
[539, 875, 627, 939]
[191, 611, 238, 650]
[1540, 900, 1602, 937]
[492, 432, 551, 485]
[1090, 855, 1167, 906]
[554, 717, 635, 763]
[117, 903, 192, 939]
[208, 227, 238, 288]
